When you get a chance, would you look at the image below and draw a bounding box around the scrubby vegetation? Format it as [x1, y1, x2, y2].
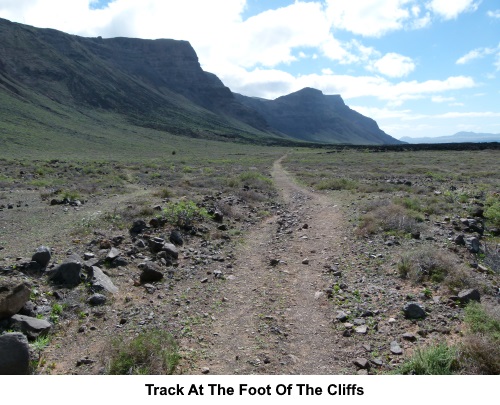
[107, 330, 180, 375]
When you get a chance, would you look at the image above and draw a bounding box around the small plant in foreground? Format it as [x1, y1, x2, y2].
[396, 343, 459, 375]
[107, 330, 180, 375]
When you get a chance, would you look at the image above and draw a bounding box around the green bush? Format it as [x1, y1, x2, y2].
[107, 330, 180, 375]
[396, 343, 458, 375]
[484, 196, 500, 227]
[160, 200, 209, 229]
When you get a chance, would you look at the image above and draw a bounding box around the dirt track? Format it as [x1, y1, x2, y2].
[205, 156, 350, 374]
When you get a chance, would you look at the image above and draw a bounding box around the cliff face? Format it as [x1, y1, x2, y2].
[0, 18, 401, 145]
[236, 88, 401, 145]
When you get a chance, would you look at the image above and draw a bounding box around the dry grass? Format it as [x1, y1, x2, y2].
[358, 202, 422, 236]
[397, 249, 472, 291]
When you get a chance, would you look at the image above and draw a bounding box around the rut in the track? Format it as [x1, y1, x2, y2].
[205, 156, 349, 374]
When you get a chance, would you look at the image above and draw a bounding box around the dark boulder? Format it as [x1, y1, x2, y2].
[50, 258, 83, 286]
[9, 314, 52, 340]
[0, 333, 30, 375]
[31, 246, 51, 268]
[403, 302, 426, 319]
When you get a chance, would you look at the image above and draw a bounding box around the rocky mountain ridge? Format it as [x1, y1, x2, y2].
[0, 17, 401, 145]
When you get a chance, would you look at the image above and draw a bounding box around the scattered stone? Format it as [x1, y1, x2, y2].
[212, 210, 224, 223]
[371, 358, 384, 367]
[139, 262, 163, 284]
[50, 258, 83, 286]
[342, 329, 352, 337]
[106, 248, 121, 261]
[148, 238, 164, 253]
[9, 314, 52, 340]
[454, 234, 465, 245]
[88, 266, 118, 294]
[314, 291, 324, 300]
[301, 258, 309, 265]
[355, 325, 368, 335]
[403, 302, 426, 319]
[83, 252, 95, 261]
[130, 220, 148, 234]
[31, 246, 51, 268]
[0, 333, 30, 375]
[390, 341, 403, 355]
[19, 301, 36, 317]
[111, 256, 129, 267]
[402, 333, 417, 342]
[169, 230, 184, 246]
[201, 367, 210, 374]
[88, 294, 107, 306]
[270, 258, 280, 267]
[336, 311, 348, 322]
[143, 284, 156, 294]
[162, 243, 179, 259]
[76, 358, 95, 366]
[457, 289, 481, 305]
[465, 237, 480, 253]
[353, 358, 371, 370]
[0, 280, 31, 319]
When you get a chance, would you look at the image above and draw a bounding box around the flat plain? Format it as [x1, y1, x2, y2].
[1, 139, 499, 375]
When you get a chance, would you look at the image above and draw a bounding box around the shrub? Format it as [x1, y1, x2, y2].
[396, 343, 459, 375]
[107, 330, 180, 375]
[228, 171, 274, 192]
[358, 202, 422, 236]
[461, 302, 500, 374]
[484, 196, 500, 227]
[160, 200, 209, 229]
[397, 249, 466, 286]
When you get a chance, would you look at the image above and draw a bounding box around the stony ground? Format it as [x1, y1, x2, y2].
[1, 153, 499, 375]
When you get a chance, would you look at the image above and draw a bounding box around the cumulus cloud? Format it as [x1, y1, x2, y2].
[370, 53, 416, 77]
[427, 0, 479, 20]
[325, 0, 413, 37]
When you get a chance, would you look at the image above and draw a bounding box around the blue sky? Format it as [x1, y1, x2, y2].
[0, 0, 499, 139]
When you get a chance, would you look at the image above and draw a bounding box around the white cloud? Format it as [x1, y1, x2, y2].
[325, 0, 413, 37]
[431, 96, 455, 103]
[456, 44, 500, 70]
[457, 49, 484, 64]
[427, 0, 479, 20]
[370, 53, 416, 77]
[488, 10, 500, 18]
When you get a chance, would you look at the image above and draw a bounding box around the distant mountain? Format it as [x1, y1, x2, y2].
[400, 132, 500, 144]
[236, 88, 401, 145]
[0, 18, 401, 146]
